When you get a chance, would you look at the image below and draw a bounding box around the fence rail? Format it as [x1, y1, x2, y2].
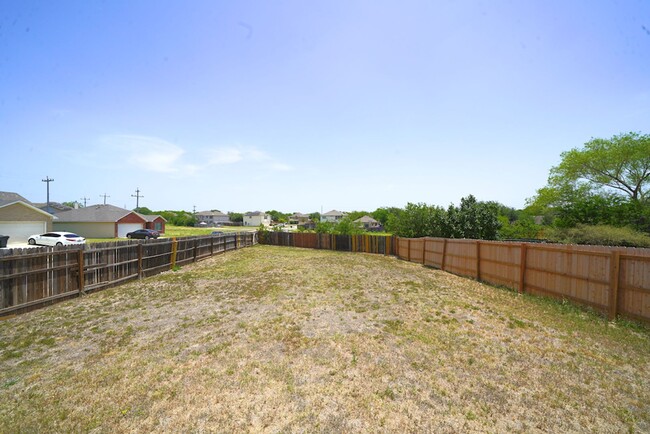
[397, 237, 650, 324]
[259, 232, 397, 255]
[0, 232, 256, 316]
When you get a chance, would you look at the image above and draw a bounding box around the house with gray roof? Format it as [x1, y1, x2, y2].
[0, 191, 55, 244]
[289, 212, 311, 224]
[53, 204, 149, 238]
[196, 210, 230, 227]
[321, 210, 346, 223]
[32, 202, 73, 214]
[354, 215, 382, 231]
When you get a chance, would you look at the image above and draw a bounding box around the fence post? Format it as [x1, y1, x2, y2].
[422, 238, 426, 265]
[407, 239, 411, 262]
[476, 241, 481, 280]
[193, 239, 198, 262]
[138, 243, 143, 279]
[609, 251, 621, 320]
[170, 238, 178, 270]
[210, 237, 214, 256]
[77, 249, 85, 294]
[441, 239, 447, 270]
[519, 243, 527, 293]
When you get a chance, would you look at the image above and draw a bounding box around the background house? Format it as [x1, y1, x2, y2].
[243, 211, 272, 227]
[143, 214, 166, 233]
[354, 215, 382, 231]
[0, 191, 54, 244]
[53, 204, 147, 238]
[196, 210, 230, 227]
[321, 210, 346, 223]
[289, 213, 311, 225]
[32, 202, 73, 214]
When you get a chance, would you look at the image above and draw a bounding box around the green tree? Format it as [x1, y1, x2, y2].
[498, 215, 541, 239]
[372, 207, 402, 227]
[315, 221, 335, 234]
[550, 132, 650, 201]
[266, 210, 289, 223]
[134, 206, 153, 215]
[444, 195, 501, 240]
[155, 210, 196, 226]
[527, 181, 650, 232]
[334, 216, 364, 235]
[229, 212, 243, 223]
[390, 203, 446, 238]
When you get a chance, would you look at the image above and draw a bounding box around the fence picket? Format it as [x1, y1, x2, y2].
[0, 232, 256, 316]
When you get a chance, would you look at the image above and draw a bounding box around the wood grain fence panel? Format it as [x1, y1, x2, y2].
[424, 238, 445, 268]
[397, 238, 410, 260]
[409, 239, 424, 263]
[523, 245, 610, 312]
[478, 242, 521, 288]
[618, 255, 650, 320]
[443, 240, 478, 278]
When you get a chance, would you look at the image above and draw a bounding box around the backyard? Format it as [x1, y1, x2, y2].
[1, 245, 649, 432]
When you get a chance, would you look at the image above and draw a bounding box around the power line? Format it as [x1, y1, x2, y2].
[42, 176, 54, 212]
[131, 188, 144, 209]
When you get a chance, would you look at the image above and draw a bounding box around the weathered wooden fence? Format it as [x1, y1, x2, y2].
[259, 232, 397, 255]
[0, 232, 256, 316]
[397, 237, 650, 323]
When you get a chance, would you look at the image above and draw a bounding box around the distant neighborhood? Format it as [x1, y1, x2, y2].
[0, 190, 383, 246]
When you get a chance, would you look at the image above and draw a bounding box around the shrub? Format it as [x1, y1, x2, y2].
[543, 224, 650, 247]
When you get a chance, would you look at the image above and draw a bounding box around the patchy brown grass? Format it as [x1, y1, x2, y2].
[1, 245, 649, 432]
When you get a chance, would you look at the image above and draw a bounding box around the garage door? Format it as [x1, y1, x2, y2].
[117, 223, 143, 238]
[0, 221, 47, 244]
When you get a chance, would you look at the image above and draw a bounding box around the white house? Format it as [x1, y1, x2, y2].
[243, 211, 272, 227]
[321, 210, 346, 223]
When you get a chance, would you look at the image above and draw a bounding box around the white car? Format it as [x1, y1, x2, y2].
[28, 232, 86, 247]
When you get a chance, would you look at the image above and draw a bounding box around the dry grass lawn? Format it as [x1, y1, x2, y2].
[1, 245, 649, 432]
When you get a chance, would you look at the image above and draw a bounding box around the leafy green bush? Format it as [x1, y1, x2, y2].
[389, 196, 501, 240]
[498, 215, 542, 240]
[543, 224, 650, 247]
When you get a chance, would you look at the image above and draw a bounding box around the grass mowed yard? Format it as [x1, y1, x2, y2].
[1, 245, 649, 432]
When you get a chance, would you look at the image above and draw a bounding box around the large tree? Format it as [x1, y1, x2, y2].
[443, 195, 501, 240]
[550, 132, 650, 201]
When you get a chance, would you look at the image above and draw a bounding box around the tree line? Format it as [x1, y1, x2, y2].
[61, 132, 650, 246]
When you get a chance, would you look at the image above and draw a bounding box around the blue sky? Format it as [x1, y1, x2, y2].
[1, 1, 649, 214]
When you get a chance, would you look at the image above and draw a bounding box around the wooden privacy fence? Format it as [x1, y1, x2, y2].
[259, 231, 397, 255]
[0, 232, 256, 316]
[397, 237, 650, 323]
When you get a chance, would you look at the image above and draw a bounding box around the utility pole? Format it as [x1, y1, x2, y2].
[100, 193, 110, 205]
[42, 176, 54, 212]
[193, 205, 196, 214]
[131, 188, 144, 209]
[80, 196, 90, 207]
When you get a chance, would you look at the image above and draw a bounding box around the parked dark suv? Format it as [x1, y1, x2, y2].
[126, 229, 160, 239]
